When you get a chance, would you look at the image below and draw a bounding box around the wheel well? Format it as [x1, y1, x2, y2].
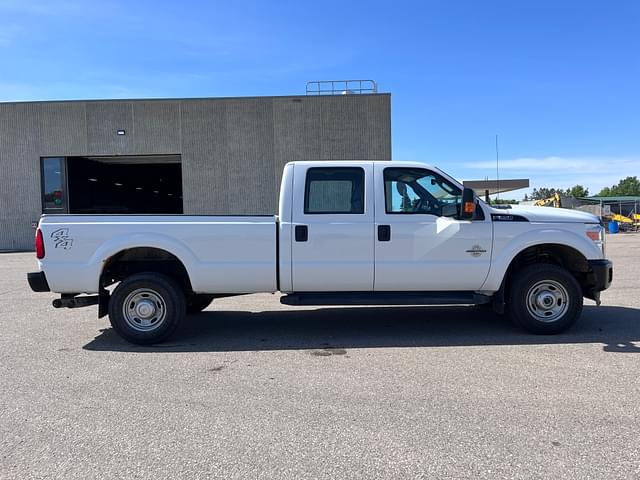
[100, 247, 193, 294]
[504, 243, 590, 294]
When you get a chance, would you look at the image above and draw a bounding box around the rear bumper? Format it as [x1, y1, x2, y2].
[583, 260, 613, 301]
[27, 271, 50, 292]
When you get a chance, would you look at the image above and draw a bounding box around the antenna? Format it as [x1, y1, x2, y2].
[495, 134, 500, 201]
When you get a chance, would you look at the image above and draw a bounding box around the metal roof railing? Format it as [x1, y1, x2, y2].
[306, 79, 378, 95]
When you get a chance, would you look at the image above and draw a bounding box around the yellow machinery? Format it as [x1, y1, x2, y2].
[611, 213, 633, 224]
[534, 192, 562, 208]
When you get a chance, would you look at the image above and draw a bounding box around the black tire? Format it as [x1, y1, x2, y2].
[108, 272, 186, 345]
[186, 294, 215, 314]
[507, 264, 583, 334]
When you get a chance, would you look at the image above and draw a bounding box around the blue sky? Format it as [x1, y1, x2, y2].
[1, 0, 638, 197]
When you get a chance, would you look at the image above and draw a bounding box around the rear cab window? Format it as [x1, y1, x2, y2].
[304, 167, 365, 214]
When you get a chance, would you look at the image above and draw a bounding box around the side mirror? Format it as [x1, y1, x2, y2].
[460, 187, 476, 220]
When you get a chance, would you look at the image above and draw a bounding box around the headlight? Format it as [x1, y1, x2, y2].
[586, 224, 605, 256]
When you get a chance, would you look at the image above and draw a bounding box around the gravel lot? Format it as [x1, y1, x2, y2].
[1, 234, 639, 479]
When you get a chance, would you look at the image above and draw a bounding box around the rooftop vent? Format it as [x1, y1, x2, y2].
[306, 80, 378, 95]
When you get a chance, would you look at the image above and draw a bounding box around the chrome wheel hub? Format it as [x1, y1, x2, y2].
[536, 292, 556, 309]
[122, 289, 166, 332]
[526, 280, 569, 323]
[134, 299, 156, 319]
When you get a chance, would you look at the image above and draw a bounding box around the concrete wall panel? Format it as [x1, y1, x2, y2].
[86, 101, 133, 155]
[223, 98, 275, 215]
[319, 95, 391, 160]
[272, 97, 321, 191]
[133, 101, 181, 154]
[0, 103, 42, 250]
[180, 99, 231, 214]
[37, 102, 87, 156]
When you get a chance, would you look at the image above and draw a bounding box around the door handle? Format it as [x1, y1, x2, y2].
[378, 225, 391, 242]
[295, 225, 308, 242]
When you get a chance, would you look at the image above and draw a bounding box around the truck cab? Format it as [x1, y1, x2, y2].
[278, 161, 493, 293]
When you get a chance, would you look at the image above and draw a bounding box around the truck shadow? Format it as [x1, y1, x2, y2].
[83, 305, 640, 353]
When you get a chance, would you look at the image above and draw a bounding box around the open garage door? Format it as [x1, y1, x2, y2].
[66, 155, 183, 214]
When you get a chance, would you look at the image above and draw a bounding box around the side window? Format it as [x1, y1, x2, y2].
[384, 167, 462, 218]
[41, 157, 68, 213]
[304, 167, 365, 214]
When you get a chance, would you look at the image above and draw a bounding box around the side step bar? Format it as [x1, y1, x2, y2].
[280, 291, 492, 306]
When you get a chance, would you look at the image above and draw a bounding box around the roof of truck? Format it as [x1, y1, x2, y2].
[286, 160, 438, 169]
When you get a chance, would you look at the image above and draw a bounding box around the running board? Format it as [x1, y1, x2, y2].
[280, 291, 492, 306]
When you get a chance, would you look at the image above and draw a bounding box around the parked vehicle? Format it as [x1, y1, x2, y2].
[28, 161, 613, 344]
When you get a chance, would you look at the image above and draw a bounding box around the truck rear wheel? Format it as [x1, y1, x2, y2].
[186, 294, 215, 314]
[108, 272, 186, 344]
[507, 264, 583, 334]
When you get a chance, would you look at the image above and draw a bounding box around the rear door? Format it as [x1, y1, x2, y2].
[374, 164, 493, 291]
[291, 163, 375, 291]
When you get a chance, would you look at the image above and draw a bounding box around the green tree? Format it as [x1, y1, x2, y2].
[597, 176, 640, 196]
[598, 186, 612, 196]
[490, 199, 519, 205]
[531, 187, 562, 200]
[565, 185, 589, 198]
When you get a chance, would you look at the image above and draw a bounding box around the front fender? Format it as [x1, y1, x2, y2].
[481, 224, 602, 292]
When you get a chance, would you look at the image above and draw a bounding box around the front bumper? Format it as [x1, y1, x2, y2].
[583, 260, 613, 302]
[587, 259, 613, 291]
[27, 271, 50, 292]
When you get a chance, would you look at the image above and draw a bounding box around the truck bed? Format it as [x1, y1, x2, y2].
[37, 215, 278, 294]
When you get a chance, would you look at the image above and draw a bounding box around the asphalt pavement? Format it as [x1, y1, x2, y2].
[1, 234, 639, 479]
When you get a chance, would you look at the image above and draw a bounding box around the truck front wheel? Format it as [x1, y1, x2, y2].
[108, 272, 186, 344]
[507, 264, 583, 334]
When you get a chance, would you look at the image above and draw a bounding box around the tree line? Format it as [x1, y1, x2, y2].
[527, 176, 640, 201]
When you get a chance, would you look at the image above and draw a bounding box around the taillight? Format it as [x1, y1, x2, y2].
[35, 228, 45, 259]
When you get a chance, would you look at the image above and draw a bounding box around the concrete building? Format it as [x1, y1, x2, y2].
[0, 93, 391, 250]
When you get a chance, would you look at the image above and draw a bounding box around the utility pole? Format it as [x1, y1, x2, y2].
[495, 134, 500, 201]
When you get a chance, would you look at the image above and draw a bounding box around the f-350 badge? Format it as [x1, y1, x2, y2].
[465, 245, 486, 257]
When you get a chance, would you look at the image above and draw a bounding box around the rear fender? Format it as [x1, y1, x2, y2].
[90, 233, 199, 292]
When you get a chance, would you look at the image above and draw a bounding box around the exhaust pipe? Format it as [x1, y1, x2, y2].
[52, 295, 100, 309]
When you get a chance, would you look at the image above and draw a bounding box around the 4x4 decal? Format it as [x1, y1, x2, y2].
[51, 228, 73, 250]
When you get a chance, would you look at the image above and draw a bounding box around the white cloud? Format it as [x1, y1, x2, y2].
[460, 156, 640, 198]
[465, 156, 640, 173]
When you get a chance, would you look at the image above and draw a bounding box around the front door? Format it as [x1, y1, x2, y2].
[291, 163, 375, 291]
[374, 164, 493, 291]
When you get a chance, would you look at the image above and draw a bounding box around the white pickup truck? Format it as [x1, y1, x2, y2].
[28, 161, 612, 344]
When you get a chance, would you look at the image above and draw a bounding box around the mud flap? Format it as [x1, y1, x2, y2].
[492, 279, 506, 315]
[98, 288, 110, 318]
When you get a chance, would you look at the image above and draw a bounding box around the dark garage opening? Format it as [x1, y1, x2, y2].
[67, 155, 183, 214]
